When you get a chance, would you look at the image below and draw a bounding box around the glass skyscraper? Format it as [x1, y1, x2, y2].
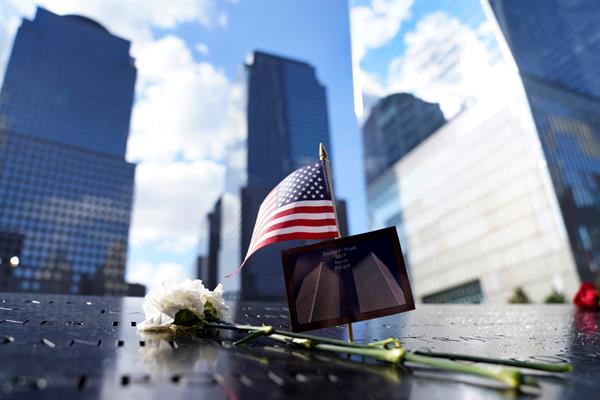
[490, 0, 600, 282]
[0, 8, 136, 295]
[490, 0, 600, 100]
[246, 52, 332, 188]
[362, 93, 446, 184]
[204, 197, 222, 291]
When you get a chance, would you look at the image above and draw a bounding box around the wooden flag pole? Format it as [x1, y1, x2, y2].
[347, 320, 354, 342]
[319, 143, 354, 343]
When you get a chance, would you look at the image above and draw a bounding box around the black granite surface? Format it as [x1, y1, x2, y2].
[1, 292, 599, 399]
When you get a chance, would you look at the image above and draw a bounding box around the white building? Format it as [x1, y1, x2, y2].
[367, 79, 580, 304]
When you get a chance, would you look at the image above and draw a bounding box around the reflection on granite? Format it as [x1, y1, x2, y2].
[0, 293, 599, 399]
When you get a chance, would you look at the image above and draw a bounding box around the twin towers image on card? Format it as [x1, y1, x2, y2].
[282, 227, 415, 332]
[296, 252, 406, 323]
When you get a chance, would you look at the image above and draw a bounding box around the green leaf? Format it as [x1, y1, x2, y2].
[173, 309, 202, 327]
[203, 301, 219, 322]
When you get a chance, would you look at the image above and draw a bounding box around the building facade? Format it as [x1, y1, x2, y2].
[0, 8, 136, 295]
[245, 52, 333, 189]
[368, 82, 580, 303]
[490, 0, 600, 100]
[489, 0, 600, 284]
[362, 93, 445, 184]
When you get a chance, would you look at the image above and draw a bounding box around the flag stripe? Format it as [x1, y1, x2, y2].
[263, 212, 337, 227]
[248, 224, 338, 255]
[251, 191, 278, 239]
[264, 218, 337, 231]
[249, 205, 334, 249]
[257, 214, 336, 238]
[247, 231, 339, 257]
[252, 200, 278, 234]
[266, 205, 334, 222]
[252, 201, 332, 243]
[270, 199, 334, 211]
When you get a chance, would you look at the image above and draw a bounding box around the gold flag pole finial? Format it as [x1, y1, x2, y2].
[318, 143, 353, 343]
[319, 142, 328, 161]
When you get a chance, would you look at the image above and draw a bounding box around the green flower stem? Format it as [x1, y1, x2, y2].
[268, 333, 313, 348]
[405, 352, 527, 389]
[273, 329, 365, 348]
[244, 330, 532, 389]
[367, 338, 402, 349]
[202, 321, 569, 382]
[264, 334, 405, 364]
[234, 325, 274, 346]
[205, 322, 258, 332]
[413, 351, 572, 373]
[315, 343, 406, 364]
[205, 322, 365, 348]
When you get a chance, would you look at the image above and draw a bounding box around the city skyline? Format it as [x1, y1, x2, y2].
[1, 1, 595, 298]
[0, 1, 361, 291]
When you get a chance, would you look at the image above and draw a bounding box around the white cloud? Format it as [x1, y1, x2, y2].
[358, 68, 386, 116]
[358, 11, 510, 119]
[0, 0, 227, 84]
[30, 0, 224, 44]
[387, 12, 509, 118]
[129, 160, 225, 255]
[127, 35, 239, 162]
[477, 19, 494, 37]
[195, 42, 210, 55]
[350, 0, 414, 62]
[126, 260, 189, 290]
[349, 0, 413, 119]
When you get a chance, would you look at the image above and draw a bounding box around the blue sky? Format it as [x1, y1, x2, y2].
[358, 0, 488, 77]
[350, 0, 505, 119]
[0, 0, 506, 293]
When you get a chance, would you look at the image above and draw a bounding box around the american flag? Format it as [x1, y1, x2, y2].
[227, 160, 340, 277]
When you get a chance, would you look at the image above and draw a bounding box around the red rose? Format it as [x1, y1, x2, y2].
[573, 282, 600, 311]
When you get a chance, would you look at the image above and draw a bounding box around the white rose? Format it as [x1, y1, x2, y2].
[205, 283, 228, 319]
[138, 279, 229, 331]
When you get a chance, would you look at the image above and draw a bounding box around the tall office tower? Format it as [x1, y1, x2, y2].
[489, 0, 600, 283]
[352, 253, 406, 313]
[241, 51, 346, 301]
[204, 198, 222, 291]
[0, 8, 136, 295]
[334, 199, 349, 238]
[196, 256, 207, 282]
[295, 262, 340, 323]
[216, 137, 246, 300]
[362, 94, 446, 184]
